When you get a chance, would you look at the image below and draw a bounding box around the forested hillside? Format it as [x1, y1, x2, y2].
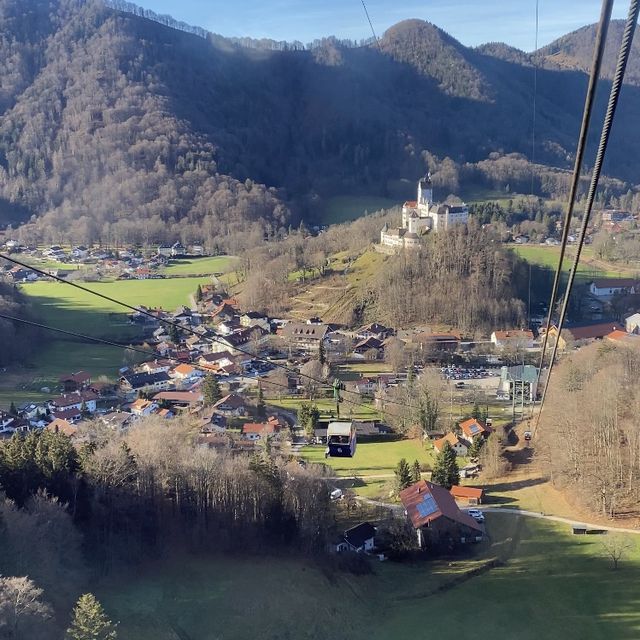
[1, 1, 639, 246]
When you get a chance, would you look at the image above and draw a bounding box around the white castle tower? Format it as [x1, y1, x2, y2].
[417, 173, 433, 210]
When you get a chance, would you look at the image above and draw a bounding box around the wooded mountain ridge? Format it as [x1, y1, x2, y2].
[1, 0, 639, 246]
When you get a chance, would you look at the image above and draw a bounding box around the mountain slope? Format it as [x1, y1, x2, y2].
[0, 1, 639, 245]
[539, 20, 640, 86]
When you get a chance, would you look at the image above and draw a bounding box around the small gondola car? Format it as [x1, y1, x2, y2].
[326, 421, 356, 458]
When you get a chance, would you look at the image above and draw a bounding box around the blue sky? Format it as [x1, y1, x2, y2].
[139, 1, 631, 50]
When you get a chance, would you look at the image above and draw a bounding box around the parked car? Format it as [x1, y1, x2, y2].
[467, 509, 485, 523]
[523, 430, 532, 441]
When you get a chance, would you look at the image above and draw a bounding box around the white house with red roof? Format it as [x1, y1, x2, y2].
[241, 422, 278, 440]
[433, 432, 468, 457]
[458, 418, 492, 445]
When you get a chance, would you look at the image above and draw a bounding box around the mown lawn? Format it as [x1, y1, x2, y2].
[0, 342, 147, 409]
[270, 396, 381, 421]
[96, 513, 640, 640]
[162, 255, 237, 276]
[301, 439, 438, 477]
[20, 276, 210, 337]
[509, 244, 626, 279]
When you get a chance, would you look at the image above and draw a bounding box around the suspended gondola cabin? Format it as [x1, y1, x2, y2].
[326, 421, 356, 458]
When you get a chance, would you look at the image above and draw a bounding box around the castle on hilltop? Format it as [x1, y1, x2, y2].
[380, 174, 469, 251]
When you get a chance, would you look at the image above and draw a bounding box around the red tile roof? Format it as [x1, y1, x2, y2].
[459, 418, 492, 439]
[434, 432, 465, 452]
[450, 485, 484, 500]
[605, 330, 632, 342]
[46, 418, 78, 438]
[153, 391, 203, 404]
[241, 422, 276, 435]
[399, 480, 482, 532]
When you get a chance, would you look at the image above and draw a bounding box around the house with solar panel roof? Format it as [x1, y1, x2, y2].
[399, 480, 483, 549]
[458, 418, 492, 446]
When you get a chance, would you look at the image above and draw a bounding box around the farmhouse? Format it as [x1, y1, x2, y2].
[212, 393, 248, 416]
[241, 422, 277, 440]
[589, 278, 637, 300]
[458, 418, 492, 444]
[490, 329, 535, 349]
[434, 432, 468, 457]
[334, 522, 377, 553]
[59, 371, 91, 392]
[49, 390, 98, 414]
[399, 480, 483, 548]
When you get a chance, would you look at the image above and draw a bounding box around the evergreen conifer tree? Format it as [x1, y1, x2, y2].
[411, 459, 422, 483]
[431, 441, 460, 489]
[202, 374, 222, 405]
[66, 593, 117, 640]
[395, 458, 413, 491]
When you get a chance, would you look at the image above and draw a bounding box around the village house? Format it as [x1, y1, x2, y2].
[450, 485, 485, 506]
[51, 407, 82, 423]
[49, 390, 98, 415]
[399, 480, 483, 549]
[355, 323, 394, 341]
[0, 411, 17, 435]
[281, 322, 329, 354]
[241, 422, 278, 440]
[490, 329, 535, 350]
[333, 522, 377, 553]
[120, 371, 172, 395]
[458, 418, 492, 445]
[59, 371, 91, 392]
[100, 411, 133, 431]
[139, 359, 173, 375]
[434, 432, 468, 457]
[152, 391, 203, 410]
[46, 418, 78, 439]
[212, 393, 248, 416]
[352, 337, 385, 359]
[130, 398, 159, 417]
[412, 331, 462, 354]
[548, 320, 622, 347]
[588, 278, 637, 301]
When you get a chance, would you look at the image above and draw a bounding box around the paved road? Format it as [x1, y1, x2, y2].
[348, 496, 640, 535]
[480, 507, 640, 534]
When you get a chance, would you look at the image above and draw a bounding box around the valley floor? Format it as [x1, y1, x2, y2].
[96, 513, 640, 640]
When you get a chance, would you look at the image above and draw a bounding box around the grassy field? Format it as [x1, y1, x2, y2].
[162, 255, 237, 277]
[510, 243, 634, 279]
[96, 513, 640, 640]
[0, 276, 209, 408]
[270, 396, 381, 421]
[20, 277, 210, 337]
[301, 439, 438, 477]
[0, 342, 147, 409]
[318, 195, 398, 225]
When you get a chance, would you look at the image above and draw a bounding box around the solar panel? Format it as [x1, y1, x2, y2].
[470, 424, 480, 434]
[416, 494, 438, 518]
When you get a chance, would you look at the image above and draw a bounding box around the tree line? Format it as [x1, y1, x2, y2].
[0, 418, 334, 637]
